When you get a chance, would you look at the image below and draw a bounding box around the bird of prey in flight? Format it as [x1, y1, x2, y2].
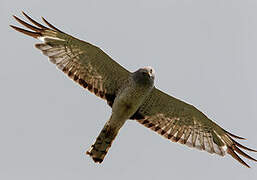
[10, 12, 257, 167]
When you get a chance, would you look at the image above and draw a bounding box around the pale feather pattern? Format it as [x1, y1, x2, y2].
[134, 88, 257, 167]
[36, 42, 109, 100]
[137, 114, 226, 156]
[10, 12, 130, 107]
[11, 12, 257, 167]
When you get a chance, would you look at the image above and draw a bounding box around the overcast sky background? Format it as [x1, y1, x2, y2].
[1, 0, 257, 179]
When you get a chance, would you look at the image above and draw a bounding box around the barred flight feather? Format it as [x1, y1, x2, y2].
[11, 12, 130, 107]
[11, 12, 257, 168]
[137, 115, 226, 156]
[136, 111, 256, 167]
[130, 87, 257, 167]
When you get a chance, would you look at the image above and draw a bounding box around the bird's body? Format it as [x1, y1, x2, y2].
[87, 68, 154, 162]
[11, 12, 257, 167]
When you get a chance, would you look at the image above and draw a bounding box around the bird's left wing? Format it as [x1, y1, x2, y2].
[10, 12, 131, 107]
[131, 88, 257, 167]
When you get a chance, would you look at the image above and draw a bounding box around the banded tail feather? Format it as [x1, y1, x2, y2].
[86, 122, 118, 163]
[11, 12, 132, 165]
[11, 12, 257, 168]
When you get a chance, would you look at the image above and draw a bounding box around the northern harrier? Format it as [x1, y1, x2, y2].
[10, 12, 257, 167]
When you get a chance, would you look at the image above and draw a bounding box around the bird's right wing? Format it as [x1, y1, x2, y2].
[11, 12, 131, 107]
[131, 87, 257, 167]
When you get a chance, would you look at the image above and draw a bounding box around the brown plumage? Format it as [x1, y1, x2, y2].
[11, 12, 129, 108]
[11, 12, 257, 167]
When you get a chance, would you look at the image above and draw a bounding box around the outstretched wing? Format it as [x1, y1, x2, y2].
[131, 88, 257, 167]
[10, 12, 131, 107]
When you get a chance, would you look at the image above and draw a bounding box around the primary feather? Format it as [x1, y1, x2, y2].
[11, 12, 257, 167]
[11, 12, 129, 107]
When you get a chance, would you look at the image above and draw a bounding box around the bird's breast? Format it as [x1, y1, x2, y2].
[111, 85, 152, 121]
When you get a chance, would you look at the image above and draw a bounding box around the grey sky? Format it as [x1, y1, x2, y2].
[1, 0, 257, 179]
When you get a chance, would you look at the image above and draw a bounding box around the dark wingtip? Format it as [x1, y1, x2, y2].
[10, 25, 15, 29]
[21, 11, 26, 15]
[227, 147, 251, 168]
[224, 129, 246, 140]
[10, 25, 41, 38]
[21, 11, 48, 29]
[41, 16, 63, 33]
[233, 140, 257, 153]
[232, 145, 257, 162]
[226, 135, 257, 167]
[12, 14, 42, 32]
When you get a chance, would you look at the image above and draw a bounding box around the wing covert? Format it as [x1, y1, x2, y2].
[11, 12, 131, 107]
[132, 88, 257, 167]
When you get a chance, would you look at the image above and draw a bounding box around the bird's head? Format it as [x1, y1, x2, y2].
[132, 66, 155, 87]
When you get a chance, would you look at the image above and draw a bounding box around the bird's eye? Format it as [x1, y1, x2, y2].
[150, 69, 152, 74]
